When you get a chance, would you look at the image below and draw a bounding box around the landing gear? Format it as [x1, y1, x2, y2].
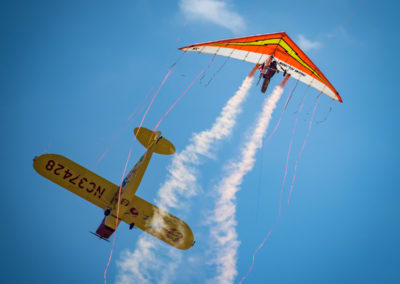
[129, 223, 135, 230]
[104, 208, 111, 216]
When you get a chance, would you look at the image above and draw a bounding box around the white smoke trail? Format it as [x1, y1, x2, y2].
[208, 83, 285, 284]
[117, 75, 255, 283]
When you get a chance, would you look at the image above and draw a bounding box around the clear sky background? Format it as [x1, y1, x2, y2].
[1, 1, 399, 283]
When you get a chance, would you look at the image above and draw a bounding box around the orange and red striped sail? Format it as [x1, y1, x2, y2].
[180, 32, 342, 102]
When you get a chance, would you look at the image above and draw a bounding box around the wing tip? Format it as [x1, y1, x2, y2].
[179, 45, 192, 51]
[337, 93, 343, 103]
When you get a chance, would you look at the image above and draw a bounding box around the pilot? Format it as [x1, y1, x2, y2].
[264, 60, 278, 79]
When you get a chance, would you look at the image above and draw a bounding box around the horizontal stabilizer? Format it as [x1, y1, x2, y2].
[134, 127, 175, 155]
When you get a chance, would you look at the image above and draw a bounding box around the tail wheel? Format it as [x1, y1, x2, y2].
[129, 223, 135, 230]
[104, 208, 111, 216]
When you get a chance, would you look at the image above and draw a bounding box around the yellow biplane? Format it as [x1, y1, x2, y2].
[33, 127, 194, 250]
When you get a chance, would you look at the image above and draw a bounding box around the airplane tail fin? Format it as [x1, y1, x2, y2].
[134, 127, 176, 155]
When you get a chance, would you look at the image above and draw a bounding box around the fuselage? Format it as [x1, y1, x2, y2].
[95, 132, 161, 238]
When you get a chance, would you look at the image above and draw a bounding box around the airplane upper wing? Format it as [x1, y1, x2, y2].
[118, 196, 194, 250]
[33, 154, 118, 209]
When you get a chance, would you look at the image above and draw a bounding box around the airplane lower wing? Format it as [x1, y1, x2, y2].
[33, 154, 118, 209]
[33, 153, 194, 250]
[118, 195, 194, 250]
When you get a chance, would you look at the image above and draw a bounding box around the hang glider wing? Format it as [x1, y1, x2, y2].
[33, 154, 118, 209]
[180, 32, 342, 102]
[119, 196, 194, 250]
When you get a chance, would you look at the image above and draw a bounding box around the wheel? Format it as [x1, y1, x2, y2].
[104, 208, 111, 216]
[261, 78, 270, 93]
[129, 223, 135, 230]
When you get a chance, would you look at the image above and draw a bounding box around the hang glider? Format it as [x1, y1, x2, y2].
[180, 32, 342, 102]
[33, 127, 194, 250]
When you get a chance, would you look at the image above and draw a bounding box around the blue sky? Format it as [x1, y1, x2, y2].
[1, 0, 399, 283]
